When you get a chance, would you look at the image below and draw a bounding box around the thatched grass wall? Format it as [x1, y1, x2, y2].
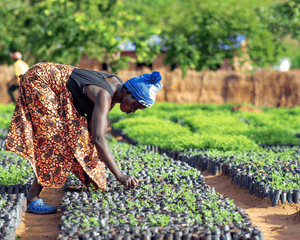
[1, 63, 299, 108]
[118, 68, 300, 108]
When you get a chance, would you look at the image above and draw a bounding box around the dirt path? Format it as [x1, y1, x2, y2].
[15, 187, 64, 240]
[14, 169, 300, 240]
[204, 172, 300, 240]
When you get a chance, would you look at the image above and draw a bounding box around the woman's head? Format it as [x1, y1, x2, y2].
[124, 71, 163, 108]
[13, 51, 22, 60]
[120, 86, 147, 114]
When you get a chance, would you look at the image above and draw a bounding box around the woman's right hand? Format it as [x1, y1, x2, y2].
[117, 173, 139, 189]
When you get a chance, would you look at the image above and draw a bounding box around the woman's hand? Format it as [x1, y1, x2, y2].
[117, 173, 139, 190]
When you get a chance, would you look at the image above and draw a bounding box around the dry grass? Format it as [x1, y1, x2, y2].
[1, 63, 300, 108]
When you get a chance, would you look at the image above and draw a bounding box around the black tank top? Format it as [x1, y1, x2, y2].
[66, 68, 123, 120]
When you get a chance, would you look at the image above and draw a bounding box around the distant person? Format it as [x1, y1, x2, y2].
[7, 51, 29, 103]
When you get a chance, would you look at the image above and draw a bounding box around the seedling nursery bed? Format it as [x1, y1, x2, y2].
[0, 135, 34, 240]
[113, 128, 300, 207]
[2, 102, 300, 239]
[0, 133, 263, 240]
[1, 103, 300, 239]
[57, 140, 262, 240]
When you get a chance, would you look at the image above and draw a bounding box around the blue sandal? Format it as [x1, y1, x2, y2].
[26, 199, 57, 214]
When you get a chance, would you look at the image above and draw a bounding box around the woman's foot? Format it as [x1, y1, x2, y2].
[26, 199, 57, 214]
[26, 178, 57, 214]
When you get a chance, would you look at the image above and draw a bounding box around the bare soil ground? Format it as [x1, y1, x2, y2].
[15, 173, 300, 240]
[14, 132, 300, 239]
[204, 172, 300, 240]
[15, 188, 63, 240]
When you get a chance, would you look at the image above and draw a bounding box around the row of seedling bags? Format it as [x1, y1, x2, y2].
[0, 136, 33, 240]
[0, 133, 264, 239]
[112, 127, 300, 207]
[174, 147, 300, 207]
[56, 138, 263, 240]
[151, 144, 300, 207]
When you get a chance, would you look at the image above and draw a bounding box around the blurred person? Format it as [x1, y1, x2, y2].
[7, 51, 29, 103]
[5, 62, 163, 214]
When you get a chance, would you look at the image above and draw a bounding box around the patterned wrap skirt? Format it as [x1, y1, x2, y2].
[5, 62, 107, 189]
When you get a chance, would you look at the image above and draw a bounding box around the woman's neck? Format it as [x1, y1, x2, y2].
[111, 85, 125, 105]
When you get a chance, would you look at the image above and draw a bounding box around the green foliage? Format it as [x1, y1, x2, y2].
[0, 195, 6, 208]
[0, 0, 161, 72]
[149, 214, 170, 226]
[247, 28, 285, 68]
[0, 118, 12, 131]
[1, 0, 290, 72]
[235, 108, 300, 133]
[0, 151, 33, 185]
[256, 1, 300, 68]
[159, 0, 284, 72]
[122, 0, 289, 72]
[257, 1, 300, 41]
[162, 34, 200, 78]
[0, 104, 15, 114]
[105, 142, 243, 226]
[111, 102, 300, 151]
[0, 0, 32, 63]
[112, 115, 259, 152]
[112, 117, 192, 151]
[0, 104, 14, 130]
[183, 112, 251, 134]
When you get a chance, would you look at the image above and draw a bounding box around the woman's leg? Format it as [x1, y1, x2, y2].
[26, 177, 57, 213]
[26, 177, 43, 205]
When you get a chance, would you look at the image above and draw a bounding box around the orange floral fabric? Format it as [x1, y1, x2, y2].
[5, 62, 107, 189]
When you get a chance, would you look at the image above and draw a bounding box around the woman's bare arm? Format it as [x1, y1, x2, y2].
[85, 85, 138, 189]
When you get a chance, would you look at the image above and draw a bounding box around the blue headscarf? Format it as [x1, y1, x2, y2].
[124, 71, 163, 108]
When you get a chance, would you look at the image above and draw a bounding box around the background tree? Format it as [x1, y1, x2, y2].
[162, 0, 290, 75]
[0, 0, 161, 73]
[1, 0, 296, 74]
[25, 0, 161, 73]
[0, 0, 32, 64]
[125, 0, 288, 76]
[257, 0, 300, 68]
